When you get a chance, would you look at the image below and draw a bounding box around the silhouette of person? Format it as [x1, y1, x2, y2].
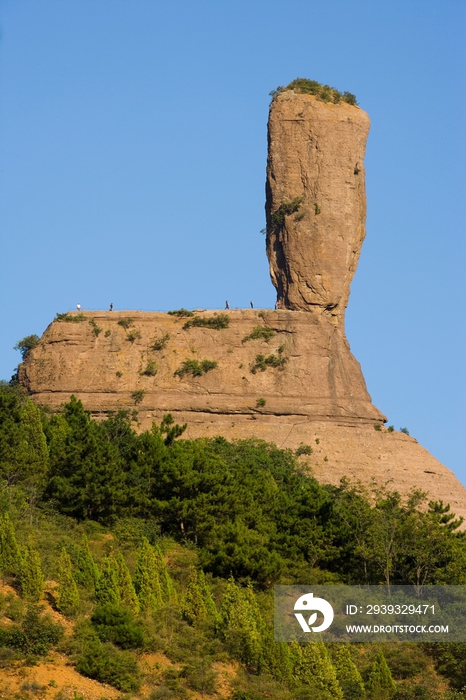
[250, 301, 254, 309]
[275, 300, 280, 310]
[109, 303, 113, 311]
[225, 301, 230, 309]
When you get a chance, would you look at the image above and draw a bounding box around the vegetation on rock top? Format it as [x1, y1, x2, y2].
[270, 78, 358, 106]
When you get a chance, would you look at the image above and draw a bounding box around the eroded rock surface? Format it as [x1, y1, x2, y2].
[266, 91, 369, 321]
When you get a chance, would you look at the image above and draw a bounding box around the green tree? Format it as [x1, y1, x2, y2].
[74, 535, 99, 592]
[218, 578, 263, 668]
[366, 649, 396, 699]
[291, 642, 343, 700]
[56, 548, 80, 616]
[154, 544, 177, 604]
[95, 556, 120, 607]
[292, 641, 343, 699]
[181, 568, 217, 626]
[133, 537, 162, 615]
[0, 512, 22, 576]
[330, 643, 365, 699]
[115, 552, 139, 614]
[46, 396, 126, 521]
[19, 399, 49, 520]
[14, 334, 40, 360]
[20, 542, 45, 602]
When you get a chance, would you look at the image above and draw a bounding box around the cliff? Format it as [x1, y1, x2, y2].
[18, 85, 466, 522]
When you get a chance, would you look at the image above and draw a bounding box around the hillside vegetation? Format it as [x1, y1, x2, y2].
[0, 382, 465, 699]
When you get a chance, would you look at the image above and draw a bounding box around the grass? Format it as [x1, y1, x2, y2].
[242, 326, 275, 343]
[270, 78, 358, 106]
[183, 314, 229, 331]
[174, 359, 218, 378]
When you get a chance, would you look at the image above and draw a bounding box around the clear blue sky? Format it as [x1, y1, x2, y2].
[1, 1, 465, 484]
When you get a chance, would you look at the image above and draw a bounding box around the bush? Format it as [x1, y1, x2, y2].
[175, 359, 217, 378]
[126, 329, 142, 342]
[271, 198, 303, 228]
[91, 604, 145, 649]
[131, 390, 145, 404]
[250, 350, 287, 373]
[270, 78, 358, 107]
[374, 424, 382, 431]
[55, 313, 86, 322]
[118, 318, 134, 329]
[400, 427, 410, 436]
[0, 606, 64, 656]
[256, 398, 266, 407]
[295, 444, 313, 456]
[14, 335, 40, 360]
[152, 333, 170, 351]
[183, 314, 230, 330]
[181, 658, 218, 693]
[76, 639, 141, 692]
[242, 327, 275, 343]
[141, 360, 158, 377]
[167, 309, 194, 317]
[89, 319, 102, 337]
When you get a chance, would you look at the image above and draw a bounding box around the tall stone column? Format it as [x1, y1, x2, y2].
[266, 89, 370, 325]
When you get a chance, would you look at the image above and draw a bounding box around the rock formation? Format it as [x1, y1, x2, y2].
[266, 90, 369, 320]
[18, 86, 466, 522]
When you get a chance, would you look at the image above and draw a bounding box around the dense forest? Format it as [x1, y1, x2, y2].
[0, 381, 465, 699]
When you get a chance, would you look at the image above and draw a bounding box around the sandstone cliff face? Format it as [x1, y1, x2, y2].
[17, 87, 466, 523]
[19, 310, 383, 425]
[266, 92, 369, 321]
[19, 310, 466, 523]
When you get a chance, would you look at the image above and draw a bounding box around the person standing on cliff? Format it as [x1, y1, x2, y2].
[77, 303, 81, 312]
[225, 301, 229, 309]
[275, 300, 280, 310]
[250, 301, 254, 308]
[109, 303, 113, 311]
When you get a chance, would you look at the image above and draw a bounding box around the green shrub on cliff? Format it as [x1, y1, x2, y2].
[183, 313, 230, 330]
[174, 359, 217, 378]
[270, 78, 358, 106]
[14, 335, 40, 360]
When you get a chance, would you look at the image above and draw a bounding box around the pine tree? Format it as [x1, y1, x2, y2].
[19, 399, 49, 516]
[181, 567, 217, 626]
[330, 643, 365, 699]
[20, 543, 44, 603]
[366, 649, 396, 699]
[95, 556, 120, 607]
[56, 548, 80, 617]
[218, 577, 263, 668]
[74, 535, 99, 592]
[154, 544, 177, 603]
[181, 568, 206, 625]
[0, 513, 22, 576]
[115, 552, 139, 614]
[292, 641, 343, 700]
[134, 537, 162, 615]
